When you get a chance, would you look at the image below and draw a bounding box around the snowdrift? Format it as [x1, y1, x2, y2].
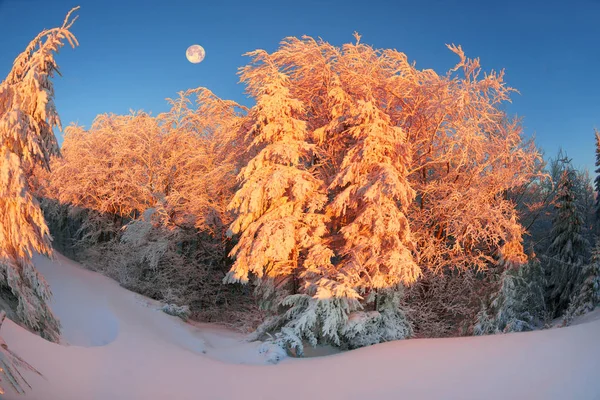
[2, 253, 599, 400]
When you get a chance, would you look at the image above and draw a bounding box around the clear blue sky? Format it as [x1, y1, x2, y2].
[1, 0, 599, 173]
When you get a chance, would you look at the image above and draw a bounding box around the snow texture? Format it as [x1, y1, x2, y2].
[1, 253, 600, 400]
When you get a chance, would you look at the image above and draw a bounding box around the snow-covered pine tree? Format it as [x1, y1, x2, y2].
[574, 169, 595, 246]
[562, 239, 600, 325]
[474, 257, 546, 335]
[545, 167, 588, 317]
[594, 129, 600, 224]
[0, 7, 79, 394]
[225, 52, 339, 354]
[323, 98, 418, 342]
[0, 6, 78, 342]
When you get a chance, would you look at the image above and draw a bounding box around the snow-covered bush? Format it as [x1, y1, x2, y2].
[161, 303, 191, 320]
[257, 341, 288, 364]
[341, 310, 412, 349]
[405, 268, 486, 338]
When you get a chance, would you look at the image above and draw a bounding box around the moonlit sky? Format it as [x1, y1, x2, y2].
[1, 0, 599, 172]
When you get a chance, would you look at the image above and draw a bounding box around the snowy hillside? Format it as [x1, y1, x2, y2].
[2, 253, 600, 400]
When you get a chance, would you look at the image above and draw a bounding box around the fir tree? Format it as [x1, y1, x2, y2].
[0, 6, 78, 341]
[594, 129, 600, 223]
[474, 258, 546, 335]
[225, 55, 343, 354]
[563, 239, 600, 325]
[545, 167, 588, 316]
[225, 58, 330, 291]
[0, 7, 79, 394]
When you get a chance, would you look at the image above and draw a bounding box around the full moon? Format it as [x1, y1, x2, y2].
[186, 44, 205, 64]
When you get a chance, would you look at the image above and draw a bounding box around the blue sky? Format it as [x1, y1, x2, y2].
[1, 0, 599, 172]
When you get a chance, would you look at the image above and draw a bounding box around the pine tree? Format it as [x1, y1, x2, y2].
[327, 99, 420, 289]
[225, 56, 330, 289]
[0, 7, 79, 394]
[545, 167, 588, 316]
[574, 169, 595, 246]
[321, 99, 418, 345]
[563, 239, 600, 325]
[594, 129, 600, 223]
[225, 55, 342, 354]
[474, 258, 546, 335]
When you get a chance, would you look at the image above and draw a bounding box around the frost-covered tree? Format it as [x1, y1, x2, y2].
[474, 258, 546, 335]
[545, 167, 588, 316]
[0, 6, 78, 341]
[0, 7, 79, 394]
[575, 169, 595, 245]
[563, 239, 600, 324]
[226, 55, 330, 288]
[220, 34, 543, 352]
[327, 99, 420, 288]
[225, 53, 349, 354]
[41, 88, 254, 327]
[594, 129, 600, 223]
[319, 99, 418, 346]
[48, 88, 244, 234]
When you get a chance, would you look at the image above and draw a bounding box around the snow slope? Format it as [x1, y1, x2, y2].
[2, 253, 600, 400]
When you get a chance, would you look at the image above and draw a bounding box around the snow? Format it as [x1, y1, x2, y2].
[2, 253, 600, 400]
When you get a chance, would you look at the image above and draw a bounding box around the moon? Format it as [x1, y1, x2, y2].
[186, 44, 205, 64]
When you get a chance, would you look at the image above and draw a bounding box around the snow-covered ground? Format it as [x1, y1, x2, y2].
[2, 253, 600, 400]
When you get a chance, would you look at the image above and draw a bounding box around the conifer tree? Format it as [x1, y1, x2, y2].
[1, 6, 78, 341]
[322, 99, 418, 344]
[563, 239, 600, 324]
[545, 167, 588, 316]
[474, 258, 546, 335]
[594, 129, 600, 222]
[0, 7, 79, 393]
[225, 53, 336, 351]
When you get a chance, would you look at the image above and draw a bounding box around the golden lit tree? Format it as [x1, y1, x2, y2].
[42, 87, 251, 325]
[225, 51, 331, 295]
[225, 34, 542, 352]
[0, 6, 79, 393]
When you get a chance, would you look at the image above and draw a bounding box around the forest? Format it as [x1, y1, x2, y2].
[0, 7, 599, 395]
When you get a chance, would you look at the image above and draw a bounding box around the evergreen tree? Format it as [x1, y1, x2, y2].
[225, 55, 341, 354]
[545, 167, 588, 316]
[563, 239, 600, 325]
[594, 129, 600, 222]
[574, 169, 595, 246]
[474, 258, 546, 335]
[0, 7, 79, 394]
